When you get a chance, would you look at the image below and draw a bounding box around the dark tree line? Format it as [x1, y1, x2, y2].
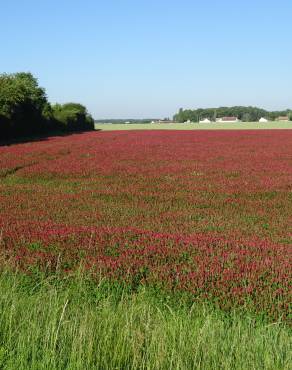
[0, 72, 94, 139]
[173, 106, 292, 122]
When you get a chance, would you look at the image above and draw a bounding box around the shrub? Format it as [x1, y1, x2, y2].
[52, 103, 95, 132]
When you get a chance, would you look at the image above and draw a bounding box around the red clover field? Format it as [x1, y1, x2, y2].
[1, 130, 291, 321]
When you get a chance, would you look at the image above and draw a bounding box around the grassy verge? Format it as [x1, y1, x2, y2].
[0, 269, 290, 369]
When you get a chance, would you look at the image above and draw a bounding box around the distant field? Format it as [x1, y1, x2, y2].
[95, 122, 292, 131]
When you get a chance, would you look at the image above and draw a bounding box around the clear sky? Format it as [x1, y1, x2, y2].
[1, 0, 292, 118]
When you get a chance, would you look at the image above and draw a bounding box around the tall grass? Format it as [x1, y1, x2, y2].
[0, 269, 290, 370]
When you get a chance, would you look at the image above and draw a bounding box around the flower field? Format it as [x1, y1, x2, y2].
[0, 130, 291, 321]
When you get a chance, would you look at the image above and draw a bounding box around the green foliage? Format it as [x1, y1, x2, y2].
[52, 102, 94, 131]
[0, 269, 290, 369]
[241, 113, 252, 122]
[0, 72, 48, 136]
[0, 72, 47, 117]
[0, 72, 94, 139]
[174, 106, 291, 123]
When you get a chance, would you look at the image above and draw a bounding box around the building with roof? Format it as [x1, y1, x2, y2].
[216, 117, 239, 123]
[199, 118, 211, 123]
[259, 117, 268, 123]
[276, 116, 289, 121]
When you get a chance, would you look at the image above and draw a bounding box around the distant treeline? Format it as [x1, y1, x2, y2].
[0, 72, 94, 139]
[173, 107, 292, 122]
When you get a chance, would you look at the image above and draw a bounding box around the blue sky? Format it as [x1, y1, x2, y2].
[1, 0, 292, 118]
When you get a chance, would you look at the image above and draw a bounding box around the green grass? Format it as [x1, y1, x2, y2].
[0, 269, 290, 370]
[95, 122, 292, 131]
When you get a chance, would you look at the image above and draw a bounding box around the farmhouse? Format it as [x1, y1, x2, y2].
[276, 116, 289, 121]
[259, 117, 268, 123]
[199, 118, 211, 123]
[216, 117, 239, 123]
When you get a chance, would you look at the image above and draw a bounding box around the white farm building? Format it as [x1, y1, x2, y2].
[259, 117, 268, 123]
[216, 117, 240, 123]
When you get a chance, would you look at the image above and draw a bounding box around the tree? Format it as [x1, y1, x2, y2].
[0, 72, 48, 136]
[0, 72, 95, 138]
[241, 113, 251, 122]
[173, 106, 289, 123]
[52, 102, 94, 131]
